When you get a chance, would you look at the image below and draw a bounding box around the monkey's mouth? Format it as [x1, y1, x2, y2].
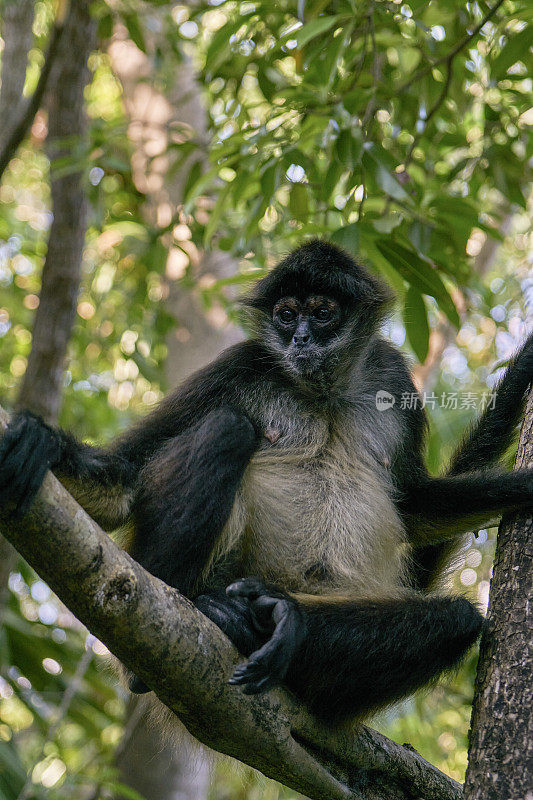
[286, 348, 323, 375]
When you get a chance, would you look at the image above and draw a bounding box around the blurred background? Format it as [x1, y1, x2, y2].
[0, 0, 531, 797]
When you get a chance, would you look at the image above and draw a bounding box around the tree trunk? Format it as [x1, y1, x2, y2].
[16, 0, 95, 423]
[0, 0, 37, 607]
[464, 389, 533, 798]
[0, 0, 35, 150]
[0, 1, 94, 612]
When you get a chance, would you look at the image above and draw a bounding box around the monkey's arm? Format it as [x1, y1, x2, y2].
[0, 410, 136, 526]
[399, 468, 533, 545]
[131, 407, 260, 597]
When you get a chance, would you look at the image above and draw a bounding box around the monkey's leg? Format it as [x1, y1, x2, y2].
[221, 582, 482, 721]
[402, 469, 533, 543]
[285, 594, 483, 722]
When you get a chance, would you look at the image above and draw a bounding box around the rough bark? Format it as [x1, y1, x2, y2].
[0, 0, 35, 150]
[16, 0, 96, 423]
[464, 389, 533, 799]
[0, 406, 462, 800]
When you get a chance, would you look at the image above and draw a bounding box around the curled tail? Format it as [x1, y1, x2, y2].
[411, 332, 533, 592]
[447, 332, 533, 475]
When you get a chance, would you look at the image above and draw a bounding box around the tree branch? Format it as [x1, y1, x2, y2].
[396, 0, 505, 95]
[0, 405, 462, 800]
[0, 20, 64, 182]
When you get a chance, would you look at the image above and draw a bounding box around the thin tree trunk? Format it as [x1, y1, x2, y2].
[0, 1, 94, 605]
[0, 0, 37, 606]
[115, 697, 213, 800]
[464, 390, 533, 798]
[16, 0, 95, 423]
[0, 0, 35, 150]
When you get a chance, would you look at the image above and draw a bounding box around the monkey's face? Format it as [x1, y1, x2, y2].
[268, 294, 345, 380]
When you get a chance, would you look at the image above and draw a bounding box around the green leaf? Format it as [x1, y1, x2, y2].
[293, 16, 342, 48]
[321, 159, 343, 201]
[205, 17, 245, 73]
[100, 781, 147, 800]
[377, 240, 459, 327]
[403, 286, 430, 362]
[257, 67, 277, 101]
[123, 13, 146, 53]
[204, 182, 232, 244]
[331, 223, 360, 255]
[260, 162, 280, 203]
[182, 159, 204, 205]
[491, 26, 532, 79]
[363, 148, 409, 202]
[289, 183, 309, 221]
[335, 129, 363, 169]
[97, 12, 114, 40]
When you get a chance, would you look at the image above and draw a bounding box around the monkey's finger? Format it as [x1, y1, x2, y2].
[229, 659, 279, 694]
[0, 416, 42, 491]
[226, 577, 267, 600]
[13, 460, 50, 517]
[229, 660, 264, 681]
[229, 663, 268, 684]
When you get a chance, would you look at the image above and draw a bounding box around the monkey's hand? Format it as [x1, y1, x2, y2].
[225, 578, 306, 695]
[0, 411, 63, 517]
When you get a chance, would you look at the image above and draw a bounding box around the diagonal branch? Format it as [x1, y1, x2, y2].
[0, 405, 461, 800]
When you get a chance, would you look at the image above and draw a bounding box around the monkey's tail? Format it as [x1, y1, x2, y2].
[411, 332, 533, 593]
[446, 331, 533, 476]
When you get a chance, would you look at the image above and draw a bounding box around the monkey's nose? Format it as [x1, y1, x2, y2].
[293, 333, 310, 345]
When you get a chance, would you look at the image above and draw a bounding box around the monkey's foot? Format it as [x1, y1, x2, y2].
[195, 590, 264, 656]
[225, 578, 306, 695]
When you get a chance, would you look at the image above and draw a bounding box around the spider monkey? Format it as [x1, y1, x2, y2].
[1, 240, 532, 722]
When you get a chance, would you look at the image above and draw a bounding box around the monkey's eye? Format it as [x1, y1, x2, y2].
[278, 307, 297, 324]
[314, 306, 332, 322]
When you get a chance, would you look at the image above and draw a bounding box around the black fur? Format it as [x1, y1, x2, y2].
[285, 594, 483, 722]
[131, 408, 260, 595]
[0, 239, 531, 721]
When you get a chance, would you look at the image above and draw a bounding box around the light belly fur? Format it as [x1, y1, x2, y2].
[210, 434, 408, 598]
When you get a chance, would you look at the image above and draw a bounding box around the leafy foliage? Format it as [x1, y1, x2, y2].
[0, 0, 531, 796]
